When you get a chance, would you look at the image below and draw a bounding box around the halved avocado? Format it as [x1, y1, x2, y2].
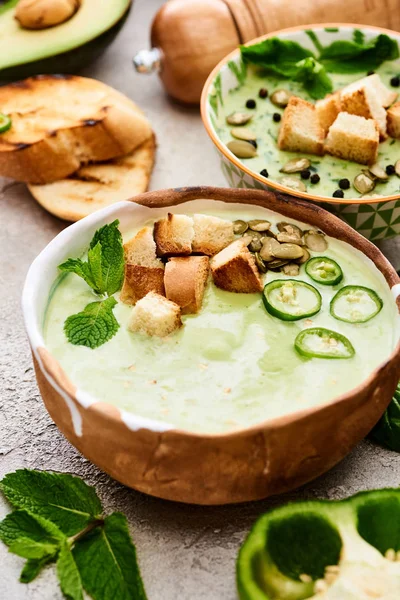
[0, 0, 131, 80]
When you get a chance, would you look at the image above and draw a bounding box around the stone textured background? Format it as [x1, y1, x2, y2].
[1, 1, 400, 598]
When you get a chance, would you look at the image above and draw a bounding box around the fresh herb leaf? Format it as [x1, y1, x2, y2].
[57, 543, 84, 600]
[305, 30, 324, 54]
[353, 29, 365, 45]
[371, 383, 400, 452]
[87, 241, 104, 294]
[73, 513, 147, 600]
[89, 220, 124, 296]
[8, 537, 59, 560]
[0, 470, 102, 536]
[294, 57, 333, 99]
[0, 509, 65, 546]
[64, 297, 119, 349]
[320, 34, 399, 73]
[241, 37, 314, 77]
[58, 257, 101, 294]
[20, 557, 53, 583]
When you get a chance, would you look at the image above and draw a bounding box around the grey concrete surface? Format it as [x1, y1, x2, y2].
[1, 1, 400, 599]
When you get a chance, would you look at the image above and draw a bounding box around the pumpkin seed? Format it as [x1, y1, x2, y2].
[248, 219, 271, 232]
[226, 112, 252, 126]
[395, 159, 400, 177]
[304, 231, 328, 252]
[272, 243, 304, 260]
[295, 247, 310, 264]
[277, 222, 303, 237]
[230, 127, 257, 141]
[255, 253, 267, 273]
[248, 237, 263, 252]
[276, 232, 303, 244]
[268, 259, 289, 270]
[227, 140, 257, 158]
[271, 89, 291, 108]
[368, 164, 389, 181]
[260, 238, 281, 261]
[354, 172, 375, 194]
[280, 158, 311, 174]
[278, 177, 307, 193]
[282, 263, 300, 276]
[233, 219, 248, 234]
[241, 234, 253, 246]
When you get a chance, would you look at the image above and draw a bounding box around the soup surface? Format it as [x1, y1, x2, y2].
[44, 203, 399, 433]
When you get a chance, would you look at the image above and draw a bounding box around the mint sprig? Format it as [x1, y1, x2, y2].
[0, 469, 147, 600]
[64, 297, 119, 349]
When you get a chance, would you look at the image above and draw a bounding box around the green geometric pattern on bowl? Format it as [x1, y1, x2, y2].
[219, 152, 400, 241]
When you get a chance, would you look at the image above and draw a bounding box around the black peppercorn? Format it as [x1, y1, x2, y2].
[246, 99, 256, 109]
[300, 169, 311, 180]
[258, 88, 268, 99]
[310, 174, 320, 184]
[273, 113, 281, 122]
[260, 168, 269, 178]
[386, 164, 396, 175]
[339, 178, 350, 190]
[390, 76, 400, 88]
[333, 189, 344, 198]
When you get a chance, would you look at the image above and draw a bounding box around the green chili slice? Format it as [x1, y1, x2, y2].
[330, 285, 383, 323]
[0, 113, 11, 133]
[305, 256, 343, 285]
[295, 327, 355, 359]
[262, 279, 321, 321]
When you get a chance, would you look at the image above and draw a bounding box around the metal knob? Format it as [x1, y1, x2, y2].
[133, 48, 162, 74]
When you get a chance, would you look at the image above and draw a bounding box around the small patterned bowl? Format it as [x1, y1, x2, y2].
[201, 23, 400, 242]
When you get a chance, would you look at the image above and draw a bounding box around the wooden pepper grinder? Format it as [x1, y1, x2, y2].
[133, 0, 400, 105]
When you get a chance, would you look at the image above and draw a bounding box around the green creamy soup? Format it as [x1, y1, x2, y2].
[44, 207, 399, 434]
[215, 63, 400, 199]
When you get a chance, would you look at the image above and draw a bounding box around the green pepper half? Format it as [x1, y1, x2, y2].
[237, 489, 400, 600]
[0, 113, 11, 133]
[262, 279, 321, 321]
[330, 285, 383, 323]
[294, 327, 355, 359]
[305, 256, 343, 286]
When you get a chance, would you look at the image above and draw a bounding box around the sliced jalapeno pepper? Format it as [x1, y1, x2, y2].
[305, 256, 343, 285]
[330, 285, 383, 323]
[262, 279, 321, 321]
[0, 113, 11, 133]
[294, 327, 355, 359]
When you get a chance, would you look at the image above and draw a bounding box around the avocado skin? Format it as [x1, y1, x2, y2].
[0, 5, 131, 82]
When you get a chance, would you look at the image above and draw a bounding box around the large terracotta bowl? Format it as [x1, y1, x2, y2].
[23, 187, 400, 505]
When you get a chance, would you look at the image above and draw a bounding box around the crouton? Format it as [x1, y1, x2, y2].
[154, 213, 194, 257]
[369, 74, 398, 108]
[165, 256, 210, 314]
[128, 292, 182, 337]
[340, 76, 387, 138]
[278, 97, 325, 156]
[324, 112, 379, 165]
[211, 239, 263, 293]
[120, 227, 165, 305]
[192, 214, 234, 256]
[387, 102, 400, 138]
[316, 93, 341, 135]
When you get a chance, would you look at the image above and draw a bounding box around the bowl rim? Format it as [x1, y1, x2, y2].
[23, 186, 400, 441]
[200, 22, 400, 206]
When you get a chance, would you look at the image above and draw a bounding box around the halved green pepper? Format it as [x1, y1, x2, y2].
[305, 257, 343, 286]
[237, 489, 400, 600]
[263, 280, 322, 321]
[294, 327, 355, 359]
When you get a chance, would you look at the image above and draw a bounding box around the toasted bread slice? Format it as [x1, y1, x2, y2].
[165, 256, 210, 314]
[28, 136, 155, 221]
[340, 76, 387, 138]
[0, 75, 152, 183]
[128, 292, 182, 337]
[192, 214, 234, 256]
[154, 213, 194, 257]
[278, 97, 325, 156]
[316, 93, 341, 135]
[120, 225, 165, 305]
[211, 239, 263, 293]
[387, 102, 400, 138]
[325, 112, 379, 165]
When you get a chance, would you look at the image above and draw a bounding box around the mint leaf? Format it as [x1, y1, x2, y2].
[0, 470, 102, 536]
[57, 543, 83, 600]
[20, 557, 53, 583]
[64, 297, 119, 349]
[73, 513, 147, 600]
[87, 242, 104, 294]
[89, 220, 124, 296]
[9, 537, 59, 560]
[241, 37, 314, 77]
[320, 34, 399, 73]
[294, 57, 333, 99]
[58, 258, 100, 294]
[0, 509, 65, 546]
[353, 29, 365, 45]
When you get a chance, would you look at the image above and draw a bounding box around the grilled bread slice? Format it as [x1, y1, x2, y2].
[28, 135, 155, 221]
[0, 75, 152, 183]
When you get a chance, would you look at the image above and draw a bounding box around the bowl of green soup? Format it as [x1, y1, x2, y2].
[23, 186, 400, 504]
[201, 24, 400, 242]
